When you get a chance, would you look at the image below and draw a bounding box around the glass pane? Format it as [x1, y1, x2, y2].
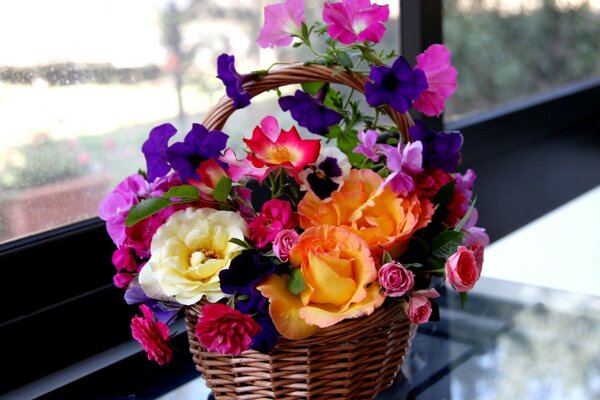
[0, 1, 399, 243]
[443, 0, 600, 121]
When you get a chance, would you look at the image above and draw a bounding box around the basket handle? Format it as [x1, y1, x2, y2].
[201, 63, 414, 140]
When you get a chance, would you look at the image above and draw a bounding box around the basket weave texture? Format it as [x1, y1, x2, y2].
[186, 64, 417, 399]
[185, 300, 414, 400]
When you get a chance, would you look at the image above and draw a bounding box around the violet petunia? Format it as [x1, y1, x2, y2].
[323, 0, 389, 45]
[250, 315, 279, 354]
[279, 89, 343, 135]
[256, 0, 304, 48]
[216, 53, 251, 109]
[409, 119, 463, 172]
[124, 279, 182, 324]
[219, 250, 276, 297]
[165, 123, 228, 183]
[413, 44, 458, 117]
[365, 56, 428, 113]
[142, 123, 177, 181]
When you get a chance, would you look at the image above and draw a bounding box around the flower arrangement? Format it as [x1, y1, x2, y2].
[99, 0, 488, 370]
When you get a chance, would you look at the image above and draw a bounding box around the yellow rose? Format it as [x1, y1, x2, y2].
[257, 225, 385, 340]
[139, 207, 248, 305]
[298, 168, 433, 258]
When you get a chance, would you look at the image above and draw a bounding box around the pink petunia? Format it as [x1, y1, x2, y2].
[257, 0, 305, 48]
[196, 303, 261, 356]
[220, 147, 267, 183]
[323, 0, 389, 45]
[131, 304, 173, 365]
[413, 44, 458, 117]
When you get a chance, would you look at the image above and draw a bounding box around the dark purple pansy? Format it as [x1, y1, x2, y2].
[409, 119, 463, 172]
[279, 89, 343, 135]
[216, 53, 251, 109]
[365, 56, 428, 113]
[250, 315, 278, 353]
[142, 124, 177, 181]
[306, 156, 343, 200]
[165, 123, 228, 183]
[219, 250, 276, 296]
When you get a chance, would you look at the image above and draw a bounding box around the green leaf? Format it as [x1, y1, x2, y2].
[433, 181, 456, 210]
[382, 250, 393, 265]
[292, 42, 302, 48]
[431, 230, 465, 259]
[403, 263, 424, 268]
[229, 237, 251, 249]
[287, 268, 305, 295]
[212, 177, 232, 203]
[335, 51, 354, 69]
[163, 185, 199, 200]
[125, 197, 172, 227]
[454, 196, 477, 232]
[301, 21, 309, 41]
[301, 82, 323, 96]
[459, 292, 468, 309]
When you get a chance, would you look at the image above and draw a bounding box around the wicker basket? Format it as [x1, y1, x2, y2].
[185, 64, 417, 399]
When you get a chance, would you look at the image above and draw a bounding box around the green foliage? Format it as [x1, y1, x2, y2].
[287, 268, 305, 295]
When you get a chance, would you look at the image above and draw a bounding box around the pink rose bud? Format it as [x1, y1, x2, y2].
[445, 245, 481, 292]
[406, 288, 440, 325]
[378, 261, 414, 297]
[272, 229, 300, 262]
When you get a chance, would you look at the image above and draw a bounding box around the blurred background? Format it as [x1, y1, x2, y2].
[1, 0, 598, 242]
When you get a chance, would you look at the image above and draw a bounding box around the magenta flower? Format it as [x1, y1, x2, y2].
[220, 148, 267, 183]
[378, 262, 415, 297]
[353, 130, 381, 162]
[413, 44, 458, 117]
[380, 141, 423, 195]
[196, 303, 261, 356]
[131, 304, 173, 365]
[248, 199, 296, 248]
[256, 0, 304, 48]
[365, 56, 428, 113]
[112, 247, 138, 273]
[216, 53, 251, 109]
[323, 0, 389, 45]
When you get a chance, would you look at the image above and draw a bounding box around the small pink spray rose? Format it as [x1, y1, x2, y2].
[378, 261, 415, 297]
[131, 305, 173, 365]
[272, 229, 300, 262]
[406, 288, 440, 325]
[445, 245, 482, 292]
[196, 303, 261, 356]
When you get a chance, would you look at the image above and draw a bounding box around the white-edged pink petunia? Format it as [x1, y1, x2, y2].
[257, 0, 305, 48]
[413, 44, 458, 117]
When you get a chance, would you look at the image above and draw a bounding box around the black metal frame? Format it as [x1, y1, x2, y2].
[2, 0, 599, 396]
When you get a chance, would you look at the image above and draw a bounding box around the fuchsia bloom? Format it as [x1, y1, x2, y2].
[249, 199, 296, 249]
[380, 141, 423, 195]
[406, 288, 440, 325]
[378, 262, 415, 297]
[323, 0, 389, 45]
[131, 304, 173, 365]
[353, 130, 381, 162]
[257, 0, 305, 48]
[196, 303, 261, 356]
[125, 207, 179, 258]
[220, 148, 267, 182]
[243, 117, 321, 173]
[414, 44, 458, 117]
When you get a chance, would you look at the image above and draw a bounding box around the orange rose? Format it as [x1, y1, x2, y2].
[298, 169, 433, 258]
[257, 225, 384, 340]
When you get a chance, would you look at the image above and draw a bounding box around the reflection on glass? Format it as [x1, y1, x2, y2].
[443, 0, 600, 120]
[0, 0, 398, 243]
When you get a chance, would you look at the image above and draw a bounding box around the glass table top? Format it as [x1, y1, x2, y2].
[9, 186, 600, 400]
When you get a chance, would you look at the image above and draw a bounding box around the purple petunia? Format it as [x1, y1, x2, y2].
[165, 123, 228, 183]
[409, 119, 463, 172]
[216, 54, 251, 109]
[142, 124, 178, 181]
[279, 89, 343, 135]
[124, 280, 182, 324]
[365, 56, 428, 113]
